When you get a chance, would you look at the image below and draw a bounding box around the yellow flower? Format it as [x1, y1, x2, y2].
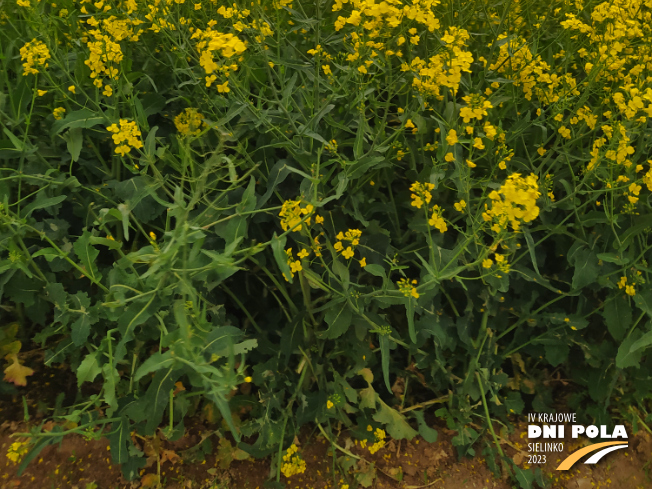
[20, 39, 51, 76]
[428, 205, 447, 233]
[445, 152, 455, 162]
[149, 231, 157, 241]
[53, 107, 66, 120]
[410, 181, 434, 209]
[405, 119, 415, 129]
[454, 200, 466, 211]
[37, 90, 48, 96]
[244, 376, 252, 383]
[397, 278, 419, 299]
[359, 257, 367, 267]
[537, 147, 546, 156]
[217, 81, 230, 93]
[482, 258, 493, 268]
[6, 442, 30, 464]
[342, 247, 354, 259]
[466, 159, 477, 168]
[297, 249, 309, 259]
[625, 285, 635, 296]
[327, 400, 334, 409]
[558, 126, 571, 139]
[106, 119, 143, 156]
[68, 85, 76, 94]
[334, 241, 343, 251]
[315, 215, 324, 224]
[473, 137, 485, 150]
[281, 444, 306, 478]
[446, 129, 458, 146]
[103, 85, 113, 97]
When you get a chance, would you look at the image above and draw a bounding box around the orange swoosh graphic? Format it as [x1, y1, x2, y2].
[556, 441, 628, 470]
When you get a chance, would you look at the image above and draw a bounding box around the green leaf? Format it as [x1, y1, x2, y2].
[411, 410, 437, 443]
[544, 340, 569, 367]
[71, 303, 100, 346]
[379, 334, 391, 393]
[514, 466, 535, 489]
[51, 108, 106, 136]
[616, 331, 644, 369]
[321, 301, 352, 339]
[372, 399, 417, 440]
[363, 264, 385, 278]
[3, 127, 24, 151]
[271, 233, 293, 284]
[633, 289, 652, 319]
[406, 300, 416, 343]
[629, 329, 652, 355]
[77, 351, 102, 387]
[596, 252, 629, 265]
[604, 295, 631, 341]
[353, 113, 365, 160]
[108, 416, 130, 464]
[355, 462, 376, 488]
[21, 194, 67, 218]
[89, 236, 122, 250]
[102, 363, 119, 414]
[523, 228, 541, 276]
[615, 214, 652, 251]
[233, 338, 258, 355]
[62, 127, 83, 162]
[133, 351, 174, 382]
[144, 368, 179, 435]
[571, 248, 599, 290]
[73, 230, 100, 282]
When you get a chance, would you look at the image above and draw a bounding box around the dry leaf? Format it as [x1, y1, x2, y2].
[3, 354, 34, 386]
[139, 473, 159, 489]
[160, 449, 180, 465]
[173, 382, 185, 396]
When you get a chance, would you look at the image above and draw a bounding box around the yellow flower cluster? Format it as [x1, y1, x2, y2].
[281, 444, 306, 478]
[460, 94, 493, 123]
[334, 229, 362, 260]
[279, 200, 314, 232]
[174, 108, 207, 137]
[617, 276, 635, 297]
[410, 181, 434, 209]
[282, 248, 304, 282]
[397, 278, 419, 299]
[368, 427, 386, 454]
[408, 27, 473, 100]
[482, 173, 541, 233]
[617, 271, 644, 297]
[192, 27, 246, 87]
[6, 442, 29, 464]
[482, 253, 510, 275]
[85, 35, 123, 85]
[19, 39, 51, 76]
[411, 181, 447, 232]
[106, 119, 144, 156]
[53, 107, 66, 120]
[489, 34, 579, 105]
[428, 205, 447, 233]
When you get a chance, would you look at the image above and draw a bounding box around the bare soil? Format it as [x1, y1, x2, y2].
[1, 356, 651, 489]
